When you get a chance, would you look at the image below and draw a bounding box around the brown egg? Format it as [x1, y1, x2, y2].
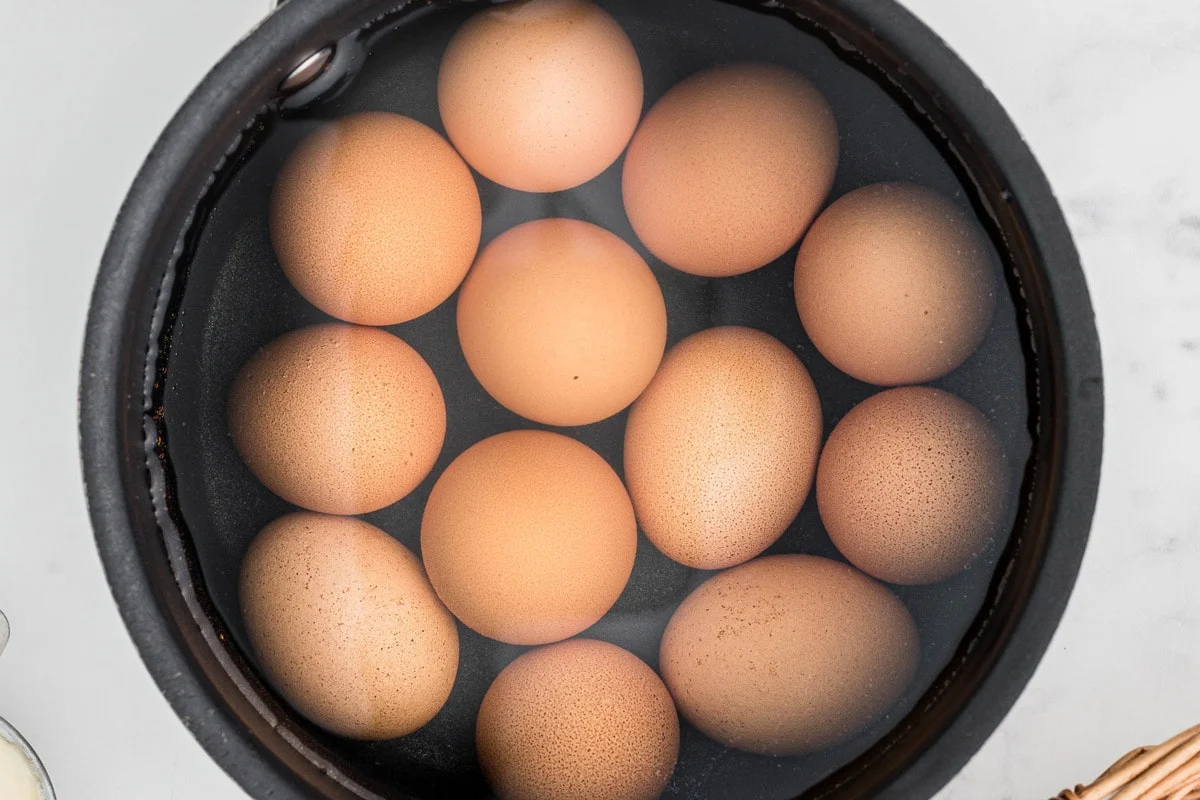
[817, 386, 1008, 585]
[659, 555, 918, 755]
[270, 111, 481, 325]
[623, 327, 823, 570]
[438, 0, 643, 193]
[421, 431, 637, 645]
[240, 512, 459, 740]
[457, 218, 667, 426]
[228, 324, 445, 515]
[794, 182, 997, 385]
[622, 62, 838, 277]
[476, 639, 679, 800]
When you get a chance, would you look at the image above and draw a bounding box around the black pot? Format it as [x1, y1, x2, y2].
[79, 1, 1104, 798]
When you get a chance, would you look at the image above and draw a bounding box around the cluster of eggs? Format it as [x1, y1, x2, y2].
[227, 1, 1009, 798]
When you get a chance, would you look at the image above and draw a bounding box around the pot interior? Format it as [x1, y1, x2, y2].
[146, 1, 1047, 798]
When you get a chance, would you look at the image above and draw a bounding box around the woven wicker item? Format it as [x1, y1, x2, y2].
[1057, 725, 1200, 800]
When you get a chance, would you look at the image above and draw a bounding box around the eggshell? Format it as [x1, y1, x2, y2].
[270, 111, 481, 325]
[623, 327, 823, 570]
[438, 0, 643, 192]
[476, 639, 679, 800]
[817, 386, 1008, 584]
[622, 62, 838, 277]
[659, 554, 918, 755]
[456, 218, 667, 426]
[228, 324, 445, 515]
[420, 431, 637, 645]
[794, 182, 997, 385]
[240, 512, 459, 740]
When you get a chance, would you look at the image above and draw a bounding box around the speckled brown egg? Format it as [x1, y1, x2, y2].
[622, 62, 838, 277]
[623, 327, 823, 570]
[270, 111, 481, 325]
[817, 386, 1008, 585]
[228, 324, 445, 515]
[456, 218, 667, 426]
[240, 512, 459, 740]
[438, 0, 643, 193]
[421, 431, 636, 645]
[659, 554, 918, 755]
[794, 182, 997, 385]
[476, 639, 679, 800]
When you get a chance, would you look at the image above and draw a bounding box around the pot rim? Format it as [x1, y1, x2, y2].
[79, 1, 1103, 799]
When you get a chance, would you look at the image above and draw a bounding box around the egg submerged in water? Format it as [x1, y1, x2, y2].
[817, 386, 1009, 584]
[240, 512, 460, 740]
[623, 62, 838, 277]
[421, 430, 637, 646]
[794, 182, 997, 385]
[227, 324, 446, 516]
[476, 639, 679, 800]
[270, 111, 481, 326]
[624, 326, 824, 570]
[659, 554, 919, 756]
[456, 218, 667, 427]
[438, 0, 644, 192]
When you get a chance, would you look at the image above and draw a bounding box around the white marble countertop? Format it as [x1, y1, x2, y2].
[0, 1, 1196, 798]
